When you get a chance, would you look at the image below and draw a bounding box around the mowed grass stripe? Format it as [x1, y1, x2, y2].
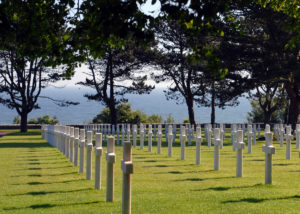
[0, 129, 300, 213]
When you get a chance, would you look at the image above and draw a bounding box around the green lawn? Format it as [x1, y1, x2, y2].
[0, 129, 300, 213]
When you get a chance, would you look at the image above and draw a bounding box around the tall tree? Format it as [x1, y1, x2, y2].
[248, 83, 288, 124]
[77, 42, 154, 125]
[0, 0, 76, 132]
[152, 20, 205, 125]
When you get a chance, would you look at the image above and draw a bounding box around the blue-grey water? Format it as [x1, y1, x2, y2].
[0, 87, 251, 124]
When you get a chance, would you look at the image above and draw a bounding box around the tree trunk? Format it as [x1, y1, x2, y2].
[285, 82, 300, 129]
[264, 111, 271, 125]
[20, 112, 28, 133]
[186, 97, 195, 125]
[109, 104, 117, 126]
[108, 51, 117, 126]
[288, 96, 300, 128]
[211, 81, 216, 125]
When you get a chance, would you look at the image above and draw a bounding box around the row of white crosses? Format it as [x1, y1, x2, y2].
[42, 125, 133, 214]
[86, 123, 200, 147]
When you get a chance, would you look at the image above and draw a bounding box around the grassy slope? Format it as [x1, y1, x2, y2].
[0, 129, 300, 214]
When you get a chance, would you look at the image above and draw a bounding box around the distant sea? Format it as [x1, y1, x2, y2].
[0, 87, 251, 124]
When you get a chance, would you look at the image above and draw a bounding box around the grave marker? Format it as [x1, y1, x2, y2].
[121, 141, 133, 214]
[236, 130, 245, 177]
[263, 127, 275, 184]
[140, 124, 144, 149]
[157, 125, 162, 154]
[285, 126, 293, 160]
[74, 128, 79, 166]
[69, 127, 74, 162]
[180, 126, 187, 160]
[168, 125, 173, 157]
[133, 125, 137, 148]
[95, 133, 103, 189]
[148, 124, 153, 152]
[247, 125, 254, 153]
[195, 125, 202, 164]
[79, 129, 85, 173]
[86, 131, 93, 180]
[213, 128, 222, 171]
[106, 136, 116, 202]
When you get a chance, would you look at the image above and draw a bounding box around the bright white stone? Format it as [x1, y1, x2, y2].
[285, 126, 293, 160]
[140, 124, 144, 149]
[213, 128, 222, 171]
[79, 129, 85, 173]
[94, 133, 103, 189]
[168, 125, 173, 157]
[106, 136, 116, 202]
[86, 131, 93, 180]
[236, 130, 245, 177]
[122, 141, 133, 214]
[157, 125, 162, 154]
[180, 126, 187, 160]
[195, 125, 202, 165]
[148, 125, 153, 152]
[262, 130, 275, 184]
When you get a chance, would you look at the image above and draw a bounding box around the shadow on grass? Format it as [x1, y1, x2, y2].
[175, 176, 235, 182]
[6, 132, 41, 137]
[274, 163, 296, 166]
[136, 160, 157, 163]
[246, 159, 264, 162]
[3, 200, 101, 211]
[168, 171, 183, 174]
[9, 187, 93, 196]
[193, 183, 263, 192]
[12, 178, 86, 186]
[222, 195, 300, 204]
[0, 142, 50, 148]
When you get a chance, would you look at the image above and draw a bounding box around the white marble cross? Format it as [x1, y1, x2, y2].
[168, 125, 173, 157]
[127, 124, 131, 142]
[195, 125, 202, 165]
[232, 124, 237, 151]
[122, 124, 125, 146]
[79, 129, 85, 173]
[285, 126, 293, 160]
[106, 136, 116, 202]
[279, 124, 284, 147]
[262, 127, 275, 184]
[121, 141, 133, 214]
[69, 127, 75, 162]
[86, 131, 93, 180]
[180, 126, 187, 160]
[235, 130, 245, 177]
[74, 128, 79, 167]
[247, 124, 254, 153]
[207, 124, 212, 148]
[213, 128, 222, 170]
[148, 124, 153, 152]
[65, 126, 70, 159]
[140, 124, 144, 149]
[133, 124, 137, 148]
[220, 124, 225, 149]
[157, 125, 162, 154]
[94, 133, 103, 189]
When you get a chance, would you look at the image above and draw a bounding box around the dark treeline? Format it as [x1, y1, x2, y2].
[0, 0, 299, 132]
